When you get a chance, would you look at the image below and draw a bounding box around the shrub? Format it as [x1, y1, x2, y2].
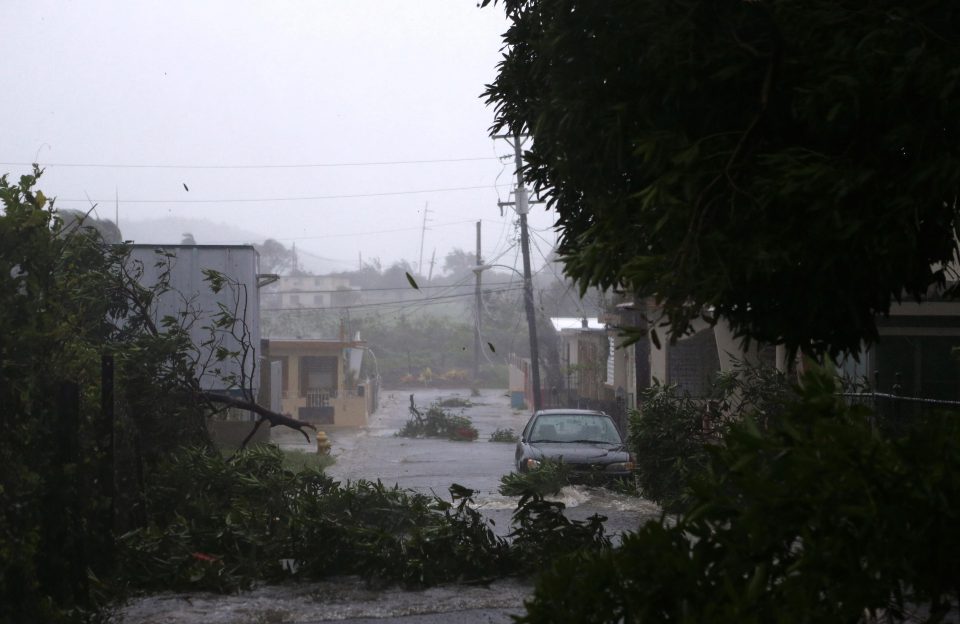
[499, 458, 570, 496]
[488, 427, 519, 443]
[117, 446, 507, 590]
[116, 446, 622, 594]
[628, 362, 793, 511]
[519, 371, 960, 623]
[507, 492, 610, 574]
[628, 384, 712, 511]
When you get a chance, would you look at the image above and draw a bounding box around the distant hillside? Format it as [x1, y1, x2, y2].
[118, 217, 342, 274]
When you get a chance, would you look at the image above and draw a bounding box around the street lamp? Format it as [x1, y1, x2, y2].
[472, 262, 542, 410]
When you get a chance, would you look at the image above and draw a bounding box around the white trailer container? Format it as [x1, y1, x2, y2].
[128, 244, 261, 397]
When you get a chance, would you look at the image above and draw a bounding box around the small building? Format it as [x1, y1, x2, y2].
[263, 336, 374, 427]
[260, 275, 358, 310]
[552, 317, 608, 401]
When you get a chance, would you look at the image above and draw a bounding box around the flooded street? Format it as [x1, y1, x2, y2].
[116, 388, 660, 623]
[117, 577, 533, 624]
[304, 388, 661, 538]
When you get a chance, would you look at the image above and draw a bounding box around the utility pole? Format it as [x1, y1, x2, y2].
[496, 131, 543, 411]
[417, 203, 430, 276]
[427, 248, 437, 283]
[474, 221, 483, 386]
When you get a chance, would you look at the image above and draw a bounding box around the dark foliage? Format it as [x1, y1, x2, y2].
[0, 170, 212, 623]
[117, 445, 615, 592]
[507, 492, 610, 574]
[628, 363, 793, 511]
[483, 0, 960, 357]
[519, 372, 960, 622]
[499, 458, 569, 496]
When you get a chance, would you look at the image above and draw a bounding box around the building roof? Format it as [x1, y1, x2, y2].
[266, 337, 364, 346]
[550, 317, 604, 332]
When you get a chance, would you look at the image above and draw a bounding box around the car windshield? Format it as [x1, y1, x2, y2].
[529, 413, 622, 444]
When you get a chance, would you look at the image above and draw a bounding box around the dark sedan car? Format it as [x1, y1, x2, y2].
[515, 409, 634, 479]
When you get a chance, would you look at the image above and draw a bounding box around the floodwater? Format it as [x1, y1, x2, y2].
[298, 389, 662, 538]
[115, 388, 662, 623]
[117, 577, 533, 623]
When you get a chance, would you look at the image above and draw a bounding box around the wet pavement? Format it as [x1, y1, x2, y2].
[115, 388, 661, 623]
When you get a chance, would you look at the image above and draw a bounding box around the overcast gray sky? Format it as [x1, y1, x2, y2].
[1, 0, 558, 274]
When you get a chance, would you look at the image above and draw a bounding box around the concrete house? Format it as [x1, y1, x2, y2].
[260, 275, 358, 310]
[263, 335, 374, 427]
[552, 317, 608, 401]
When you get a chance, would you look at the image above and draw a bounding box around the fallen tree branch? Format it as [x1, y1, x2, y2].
[200, 391, 316, 443]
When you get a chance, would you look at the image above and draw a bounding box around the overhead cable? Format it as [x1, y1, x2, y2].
[0, 156, 503, 170]
[55, 184, 511, 204]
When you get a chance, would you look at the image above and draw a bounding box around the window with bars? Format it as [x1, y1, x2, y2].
[299, 355, 338, 397]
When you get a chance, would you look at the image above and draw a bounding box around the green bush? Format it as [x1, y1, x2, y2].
[519, 371, 960, 623]
[116, 444, 623, 595]
[628, 363, 793, 511]
[499, 458, 570, 496]
[507, 492, 610, 574]
[488, 427, 519, 443]
[628, 384, 711, 511]
[118, 445, 507, 590]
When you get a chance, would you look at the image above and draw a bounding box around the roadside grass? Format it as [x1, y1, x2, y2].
[282, 449, 335, 472]
[220, 444, 335, 473]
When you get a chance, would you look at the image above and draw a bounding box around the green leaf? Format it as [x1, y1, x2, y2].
[405, 272, 420, 290]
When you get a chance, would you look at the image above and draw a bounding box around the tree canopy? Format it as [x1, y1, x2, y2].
[483, 0, 960, 357]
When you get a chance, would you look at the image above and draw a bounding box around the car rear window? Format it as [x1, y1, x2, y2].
[531, 414, 621, 443]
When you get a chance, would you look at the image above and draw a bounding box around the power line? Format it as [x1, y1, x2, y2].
[386, 273, 478, 317]
[1, 156, 503, 170]
[55, 184, 512, 205]
[207, 219, 483, 245]
[261, 285, 524, 312]
[262, 280, 522, 295]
